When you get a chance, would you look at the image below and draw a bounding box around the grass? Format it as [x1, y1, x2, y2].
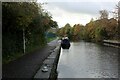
[3, 45, 45, 64]
[3, 52, 24, 64]
[47, 37, 57, 43]
[3, 37, 57, 64]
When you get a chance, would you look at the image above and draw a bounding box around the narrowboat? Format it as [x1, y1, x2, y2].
[61, 39, 70, 49]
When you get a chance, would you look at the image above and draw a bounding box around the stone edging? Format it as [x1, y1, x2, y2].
[34, 44, 61, 79]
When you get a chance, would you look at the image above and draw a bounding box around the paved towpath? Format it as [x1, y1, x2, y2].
[2, 39, 59, 78]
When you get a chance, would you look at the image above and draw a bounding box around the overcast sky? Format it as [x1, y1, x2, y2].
[37, 0, 119, 28]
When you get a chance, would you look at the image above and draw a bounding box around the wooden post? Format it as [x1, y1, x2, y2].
[23, 28, 25, 53]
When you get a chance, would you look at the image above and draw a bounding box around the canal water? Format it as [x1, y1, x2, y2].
[57, 41, 118, 78]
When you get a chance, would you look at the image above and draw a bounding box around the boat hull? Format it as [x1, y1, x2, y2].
[61, 43, 70, 49]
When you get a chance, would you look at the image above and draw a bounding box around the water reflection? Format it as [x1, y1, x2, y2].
[57, 41, 118, 78]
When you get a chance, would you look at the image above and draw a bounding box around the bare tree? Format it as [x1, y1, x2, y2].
[118, 1, 120, 21]
[115, 1, 120, 40]
[99, 10, 109, 19]
[113, 1, 120, 20]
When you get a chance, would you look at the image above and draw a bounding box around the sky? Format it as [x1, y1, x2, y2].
[37, 0, 119, 28]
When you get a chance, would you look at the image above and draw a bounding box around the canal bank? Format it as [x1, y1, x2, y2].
[34, 44, 61, 79]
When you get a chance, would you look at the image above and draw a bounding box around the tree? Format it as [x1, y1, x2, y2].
[116, 1, 120, 40]
[85, 20, 96, 40]
[2, 2, 58, 63]
[95, 26, 107, 41]
[64, 23, 71, 36]
[57, 27, 65, 37]
[99, 10, 109, 19]
[108, 18, 117, 39]
[72, 24, 84, 41]
[117, 1, 120, 20]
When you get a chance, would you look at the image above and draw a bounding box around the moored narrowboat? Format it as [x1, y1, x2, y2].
[61, 38, 70, 49]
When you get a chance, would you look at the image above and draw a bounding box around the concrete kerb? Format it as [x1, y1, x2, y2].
[34, 44, 61, 79]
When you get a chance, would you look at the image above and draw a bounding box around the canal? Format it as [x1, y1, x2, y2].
[57, 41, 118, 78]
